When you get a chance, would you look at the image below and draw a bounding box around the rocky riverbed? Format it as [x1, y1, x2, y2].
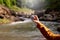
[0, 4, 60, 25]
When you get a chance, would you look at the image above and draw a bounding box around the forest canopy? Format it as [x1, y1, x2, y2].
[0, 0, 60, 10]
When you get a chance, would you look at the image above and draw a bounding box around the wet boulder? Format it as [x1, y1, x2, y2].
[0, 16, 4, 19]
[57, 27, 60, 32]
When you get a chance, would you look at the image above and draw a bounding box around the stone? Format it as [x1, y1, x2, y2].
[57, 27, 60, 32]
[0, 16, 4, 19]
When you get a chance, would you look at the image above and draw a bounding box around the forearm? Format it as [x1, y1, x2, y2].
[36, 22, 60, 40]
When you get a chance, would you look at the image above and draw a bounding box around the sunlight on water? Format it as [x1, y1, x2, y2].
[9, 19, 32, 25]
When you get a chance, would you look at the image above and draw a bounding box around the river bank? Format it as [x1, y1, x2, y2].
[0, 4, 60, 24]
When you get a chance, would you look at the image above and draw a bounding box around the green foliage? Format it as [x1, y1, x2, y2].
[0, 0, 16, 8]
[0, 19, 10, 24]
[11, 0, 16, 6]
[4, 0, 11, 7]
[11, 6, 33, 13]
[0, 0, 4, 5]
[46, 0, 60, 9]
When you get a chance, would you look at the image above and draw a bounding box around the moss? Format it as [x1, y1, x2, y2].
[10, 6, 33, 13]
[0, 19, 10, 24]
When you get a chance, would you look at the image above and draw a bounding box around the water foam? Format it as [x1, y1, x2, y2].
[9, 19, 32, 25]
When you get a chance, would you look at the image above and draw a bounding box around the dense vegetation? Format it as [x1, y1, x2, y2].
[0, 0, 16, 8]
[0, 0, 60, 10]
[46, 0, 60, 9]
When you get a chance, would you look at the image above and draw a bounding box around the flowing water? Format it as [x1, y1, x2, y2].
[0, 19, 60, 40]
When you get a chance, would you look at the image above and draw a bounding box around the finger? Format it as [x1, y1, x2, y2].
[34, 15, 39, 20]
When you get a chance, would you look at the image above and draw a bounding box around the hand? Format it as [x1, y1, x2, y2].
[31, 15, 40, 24]
[31, 15, 39, 20]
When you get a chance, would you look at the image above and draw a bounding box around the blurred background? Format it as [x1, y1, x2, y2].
[0, 0, 60, 40]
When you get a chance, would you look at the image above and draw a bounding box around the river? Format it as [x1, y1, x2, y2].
[0, 19, 60, 40]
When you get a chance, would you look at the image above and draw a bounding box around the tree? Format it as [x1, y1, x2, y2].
[0, 0, 16, 8]
[46, 0, 60, 10]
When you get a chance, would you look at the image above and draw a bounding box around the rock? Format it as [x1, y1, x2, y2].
[0, 16, 4, 19]
[14, 17, 24, 22]
[57, 27, 60, 32]
[10, 10, 17, 17]
[34, 10, 44, 18]
[0, 5, 11, 14]
[0, 5, 11, 19]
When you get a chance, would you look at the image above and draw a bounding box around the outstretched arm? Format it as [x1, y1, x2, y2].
[32, 15, 60, 40]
